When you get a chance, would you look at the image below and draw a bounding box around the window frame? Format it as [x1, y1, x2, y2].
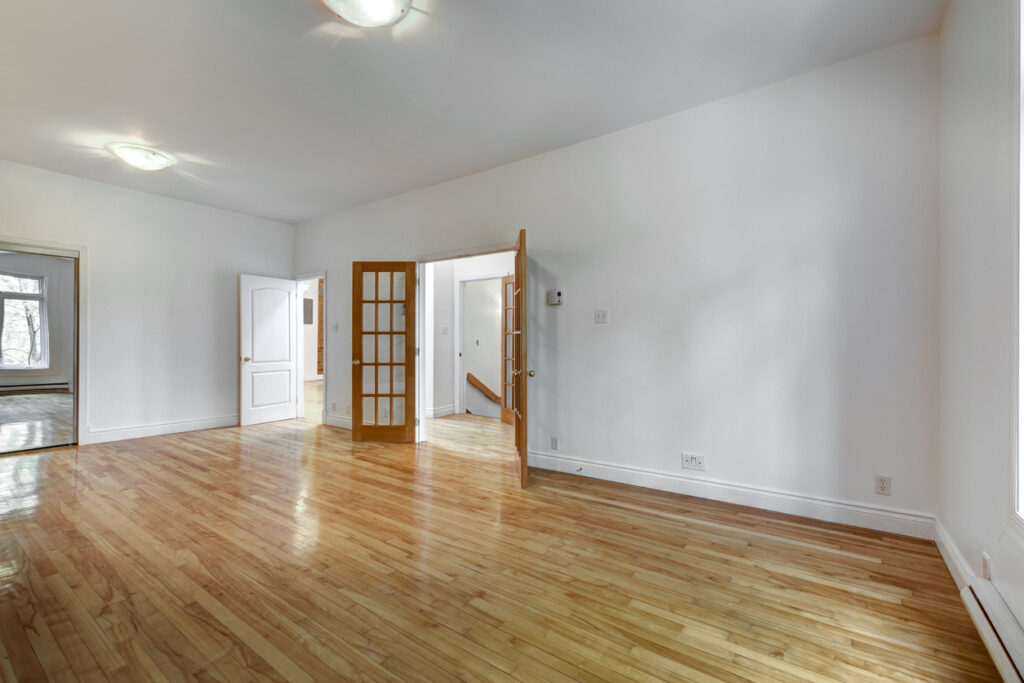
[0, 271, 49, 370]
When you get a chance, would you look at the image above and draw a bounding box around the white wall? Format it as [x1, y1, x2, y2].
[300, 279, 321, 382]
[0, 252, 75, 388]
[462, 278, 503, 418]
[428, 260, 455, 415]
[0, 159, 293, 443]
[938, 0, 1024, 619]
[295, 37, 940, 526]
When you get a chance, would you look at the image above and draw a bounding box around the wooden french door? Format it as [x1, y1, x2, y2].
[352, 262, 416, 442]
[500, 274, 515, 426]
[512, 230, 530, 487]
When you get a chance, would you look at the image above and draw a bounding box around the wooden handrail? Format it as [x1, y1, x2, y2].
[466, 372, 501, 405]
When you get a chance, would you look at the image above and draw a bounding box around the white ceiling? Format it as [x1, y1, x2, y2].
[0, 0, 947, 223]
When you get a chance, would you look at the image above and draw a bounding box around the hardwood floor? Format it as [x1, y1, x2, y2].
[0, 416, 997, 681]
[0, 393, 74, 455]
[303, 380, 323, 425]
[426, 414, 514, 462]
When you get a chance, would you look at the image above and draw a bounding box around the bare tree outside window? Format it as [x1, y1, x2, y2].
[0, 273, 46, 369]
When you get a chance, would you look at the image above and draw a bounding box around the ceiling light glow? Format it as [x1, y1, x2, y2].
[322, 0, 411, 28]
[106, 143, 175, 171]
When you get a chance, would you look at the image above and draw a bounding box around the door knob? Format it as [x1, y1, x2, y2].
[242, 356, 251, 362]
[511, 370, 519, 377]
[353, 359, 361, 366]
[526, 369, 536, 377]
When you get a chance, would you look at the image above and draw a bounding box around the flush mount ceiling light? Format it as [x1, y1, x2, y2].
[106, 143, 174, 171]
[322, 0, 412, 27]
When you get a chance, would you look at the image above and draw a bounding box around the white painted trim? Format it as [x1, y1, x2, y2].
[935, 519, 973, 590]
[529, 450, 936, 539]
[427, 404, 455, 419]
[416, 241, 516, 264]
[325, 413, 352, 430]
[83, 415, 238, 444]
[971, 582, 1024, 681]
[932, 520, 1024, 680]
[962, 586, 1023, 682]
[416, 262, 428, 442]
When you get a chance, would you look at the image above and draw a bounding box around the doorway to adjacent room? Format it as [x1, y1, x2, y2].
[0, 243, 79, 455]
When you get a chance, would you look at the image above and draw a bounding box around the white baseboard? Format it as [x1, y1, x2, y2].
[935, 520, 973, 590]
[936, 520, 1024, 681]
[427, 405, 455, 419]
[325, 413, 352, 430]
[529, 450, 936, 539]
[84, 415, 239, 444]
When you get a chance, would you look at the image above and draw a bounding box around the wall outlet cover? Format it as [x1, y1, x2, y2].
[682, 453, 706, 471]
[874, 474, 892, 496]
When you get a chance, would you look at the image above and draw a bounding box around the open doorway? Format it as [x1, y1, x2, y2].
[298, 276, 325, 424]
[423, 252, 515, 458]
[0, 245, 79, 455]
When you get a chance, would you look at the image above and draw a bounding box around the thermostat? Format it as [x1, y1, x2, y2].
[547, 290, 563, 305]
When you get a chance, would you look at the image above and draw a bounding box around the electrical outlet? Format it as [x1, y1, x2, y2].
[874, 475, 892, 496]
[982, 551, 992, 580]
[551, 436, 559, 451]
[331, 402, 337, 412]
[682, 453, 706, 471]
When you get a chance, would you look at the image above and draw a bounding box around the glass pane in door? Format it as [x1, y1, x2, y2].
[363, 272, 375, 300]
[393, 272, 405, 300]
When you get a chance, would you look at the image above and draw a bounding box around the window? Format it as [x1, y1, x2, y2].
[0, 272, 47, 369]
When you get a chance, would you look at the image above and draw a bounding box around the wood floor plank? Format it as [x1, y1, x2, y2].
[0, 414, 999, 681]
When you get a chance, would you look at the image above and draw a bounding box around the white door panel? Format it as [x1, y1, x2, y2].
[252, 288, 291, 361]
[240, 275, 298, 425]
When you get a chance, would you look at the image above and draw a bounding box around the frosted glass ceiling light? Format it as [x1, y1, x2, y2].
[322, 0, 412, 27]
[106, 143, 174, 171]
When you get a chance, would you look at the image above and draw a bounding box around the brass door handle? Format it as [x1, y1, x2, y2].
[353, 359, 361, 366]
[242, 356, 252, 362]
[511, 370, 519, 377]
[526, 369, 536, 377]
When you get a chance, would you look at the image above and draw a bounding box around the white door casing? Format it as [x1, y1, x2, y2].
[240, 274, 298, 425]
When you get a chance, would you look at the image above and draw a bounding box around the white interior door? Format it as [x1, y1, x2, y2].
[240, 274, 298, 426]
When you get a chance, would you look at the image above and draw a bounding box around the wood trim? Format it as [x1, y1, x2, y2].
[500, 274, 514, 425]
[514, 229, 527, 488]
[316, 279, 324, 376]
[466, 372, 500, 404]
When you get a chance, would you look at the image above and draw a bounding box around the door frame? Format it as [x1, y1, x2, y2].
[296, 270, 328, 424]
[414, 239, 518, 442]
[0, 235, 82, 450]
[454, 271, 512, 417]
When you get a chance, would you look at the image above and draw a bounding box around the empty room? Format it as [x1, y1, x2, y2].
[1, 0, 1022, 680]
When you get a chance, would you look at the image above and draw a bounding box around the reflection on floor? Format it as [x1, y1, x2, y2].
[0, 418, 997, 680]
[0, 393, 74, 454]
[426, 414, 515, 463]
[304, 379, 323, 424]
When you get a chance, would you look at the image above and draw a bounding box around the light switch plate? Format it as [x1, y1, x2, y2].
[595, 309, 609, 324]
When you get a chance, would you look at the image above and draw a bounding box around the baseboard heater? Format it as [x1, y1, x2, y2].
[962, 581, 1024, 681]
[0, 383, 71, 395]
